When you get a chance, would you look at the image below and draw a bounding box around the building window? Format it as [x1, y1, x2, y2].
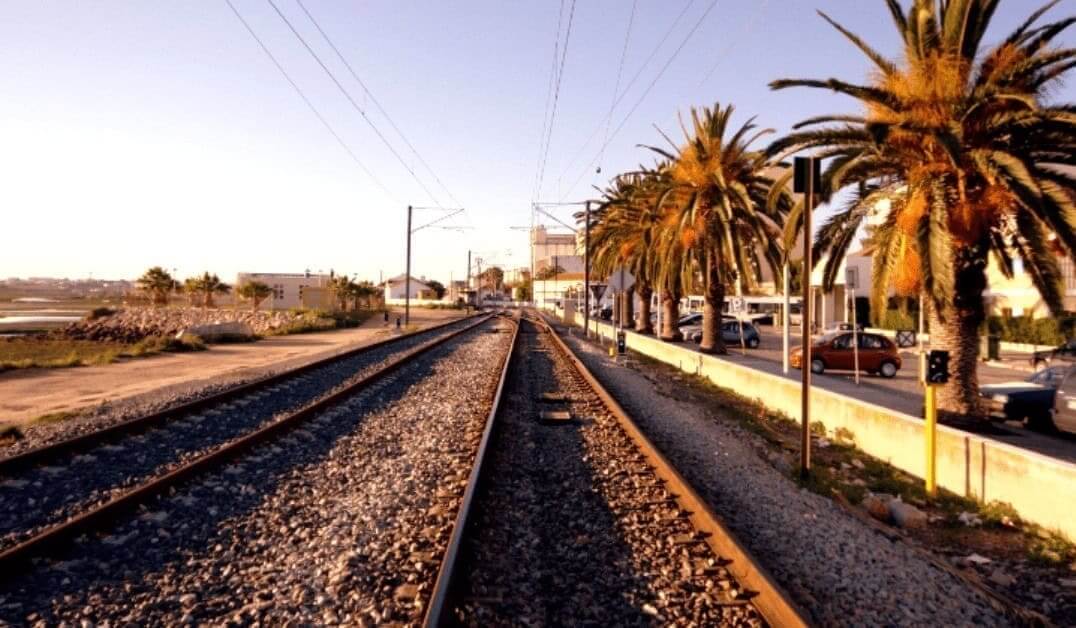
[273, 284, 284, 300]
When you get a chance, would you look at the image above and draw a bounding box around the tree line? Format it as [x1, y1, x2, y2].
[135, 267, 379, 312]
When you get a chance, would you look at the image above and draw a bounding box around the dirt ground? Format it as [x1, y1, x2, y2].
[0, 307, 466, 425]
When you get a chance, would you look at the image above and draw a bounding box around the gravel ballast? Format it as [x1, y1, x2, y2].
[454, 317, 764, 626]
[553, 319, 1008, 627]
[0, 317, 481, 553]
[0, 316, 513, 625]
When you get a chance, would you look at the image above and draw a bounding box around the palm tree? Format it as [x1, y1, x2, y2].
[768, 0, 1076, 415]
[645, 104, 792, 353]
[184, 272, 231, 309]
[237, 281, 273, 311]
[588, 170, 664, 334]
[136, 266, 175, 306]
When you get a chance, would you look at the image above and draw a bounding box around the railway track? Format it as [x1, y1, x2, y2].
[0, 310, 804, 625]
[425, 312, 806, 627]
[0, 313, 488, 568]
[0, 313, 519, 625]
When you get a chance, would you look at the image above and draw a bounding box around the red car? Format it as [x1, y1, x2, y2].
[790, 332, 902, 378]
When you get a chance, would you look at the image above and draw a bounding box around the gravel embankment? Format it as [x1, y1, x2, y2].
[0, 318, 479, 553]
[454, 317, 763, 626]
[554, 320, 1008, 627]
[0, 316, 512, 626]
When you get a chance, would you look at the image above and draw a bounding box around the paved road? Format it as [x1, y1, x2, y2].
[671, 326, 1076, 464]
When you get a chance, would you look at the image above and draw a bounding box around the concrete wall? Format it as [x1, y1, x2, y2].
[556, 307, 1076, 541]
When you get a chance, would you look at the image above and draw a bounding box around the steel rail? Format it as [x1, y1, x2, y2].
[423, 311, 520, 627]
[0, 313, 482, 476]
[0, 315, 495, 573]
[537, 313, 810, 628]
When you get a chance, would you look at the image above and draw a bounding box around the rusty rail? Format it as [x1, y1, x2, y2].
[0, 315, 494, 573]
[423, 311, 520, 627]
[537, 313, 810, 628]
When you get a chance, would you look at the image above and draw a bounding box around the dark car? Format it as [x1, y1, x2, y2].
[791, 332, 901, 377]
[687, 320, 762, 348]
[981, 365, 1068, 430]
[1031, 339, 1076, 370]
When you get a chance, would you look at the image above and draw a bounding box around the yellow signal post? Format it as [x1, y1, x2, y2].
[924, 384, 937, 497]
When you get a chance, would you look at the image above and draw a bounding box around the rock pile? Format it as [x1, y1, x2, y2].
[57, 307, 311, 343]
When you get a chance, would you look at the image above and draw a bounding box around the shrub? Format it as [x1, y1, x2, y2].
[86, 307, 117, 320]
[986, 315, 1076, 346]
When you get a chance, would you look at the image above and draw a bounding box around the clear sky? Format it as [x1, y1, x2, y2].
[3, 1, 1074, 283]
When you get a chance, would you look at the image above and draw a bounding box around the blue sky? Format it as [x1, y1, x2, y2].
[3, 1, 1074, 283]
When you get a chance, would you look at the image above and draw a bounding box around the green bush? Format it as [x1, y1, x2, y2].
[985, 315, 1076, 346]
[876, 309, 917, 331]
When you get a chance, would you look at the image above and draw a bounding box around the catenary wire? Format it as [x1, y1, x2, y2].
[224, 0, 399, 204]
[552, 0, 695, 193]
[559, 0, 719, 202]
[294, 0, 466, 211]
[595, 0, 638, 184]
[265, 0, 444, 208]
[530, 0, 569, 205]
[532, 0, 578, 204]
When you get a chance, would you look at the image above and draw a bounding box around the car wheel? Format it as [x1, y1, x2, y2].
[1026, 411, 1058, 433]
[810, 359, 825, 374]
[747, 337, 760, 349]
[879, 361, 898, 378]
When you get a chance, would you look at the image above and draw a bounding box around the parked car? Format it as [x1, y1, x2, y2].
[1050, 365, 1076, 435]
[1030, 339, 1076, 370]
[683, 320, 762, 348]
[677, 312, 704, 327]
[981, 365, 1069, 431]
[821, 321, 864, 334]
[790, 332, 901, 377]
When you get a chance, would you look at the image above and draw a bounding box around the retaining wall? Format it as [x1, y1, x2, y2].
[556, 308, 1076, 541]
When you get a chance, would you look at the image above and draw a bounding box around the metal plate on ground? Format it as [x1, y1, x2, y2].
[538, 410, 573, 424]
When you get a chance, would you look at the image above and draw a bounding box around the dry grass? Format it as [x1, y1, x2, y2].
[0, 335, 205, 371]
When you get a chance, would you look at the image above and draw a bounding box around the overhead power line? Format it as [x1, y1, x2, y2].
[224, 0, 398, 203]
[530, 0, 569, 205]
[559, 0, 720, 202]
[597, 0, 638, 178]
[265, 0, 444, 208]
[294, 0, 465, 210]
[532, 0, 578, 204]
[554, 0, 696, 192]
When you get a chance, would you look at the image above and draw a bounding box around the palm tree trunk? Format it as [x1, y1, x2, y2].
[635, 283, 654, 334]
[623, 287, 635, 328]
[699, 257, 727, 353]
[660, 292, 683, 341]
[927, 255, 987, 417]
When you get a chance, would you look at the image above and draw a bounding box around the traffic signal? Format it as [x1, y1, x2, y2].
[927, 350, 950, 384]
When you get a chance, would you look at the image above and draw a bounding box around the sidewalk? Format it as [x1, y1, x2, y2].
[0, 307, 464, 425]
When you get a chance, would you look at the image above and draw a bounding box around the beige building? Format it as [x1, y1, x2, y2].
[236, 272, 332, 310]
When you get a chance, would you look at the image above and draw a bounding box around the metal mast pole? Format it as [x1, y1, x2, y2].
[800, 159, 814, 477]
[782, 263, 791, 373]
[405, 204, 413, 326]
[584, 201, 591, 338]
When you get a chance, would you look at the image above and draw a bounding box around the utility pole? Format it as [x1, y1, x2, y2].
[584, 201, 591, 338]
[405, 204, 413, 326]
[794, 156, 818, 478]
[782, 263, 791, 373]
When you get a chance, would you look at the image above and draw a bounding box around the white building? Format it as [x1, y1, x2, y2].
[384, 274, 436, 303]
[236, 272, 331, 310]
